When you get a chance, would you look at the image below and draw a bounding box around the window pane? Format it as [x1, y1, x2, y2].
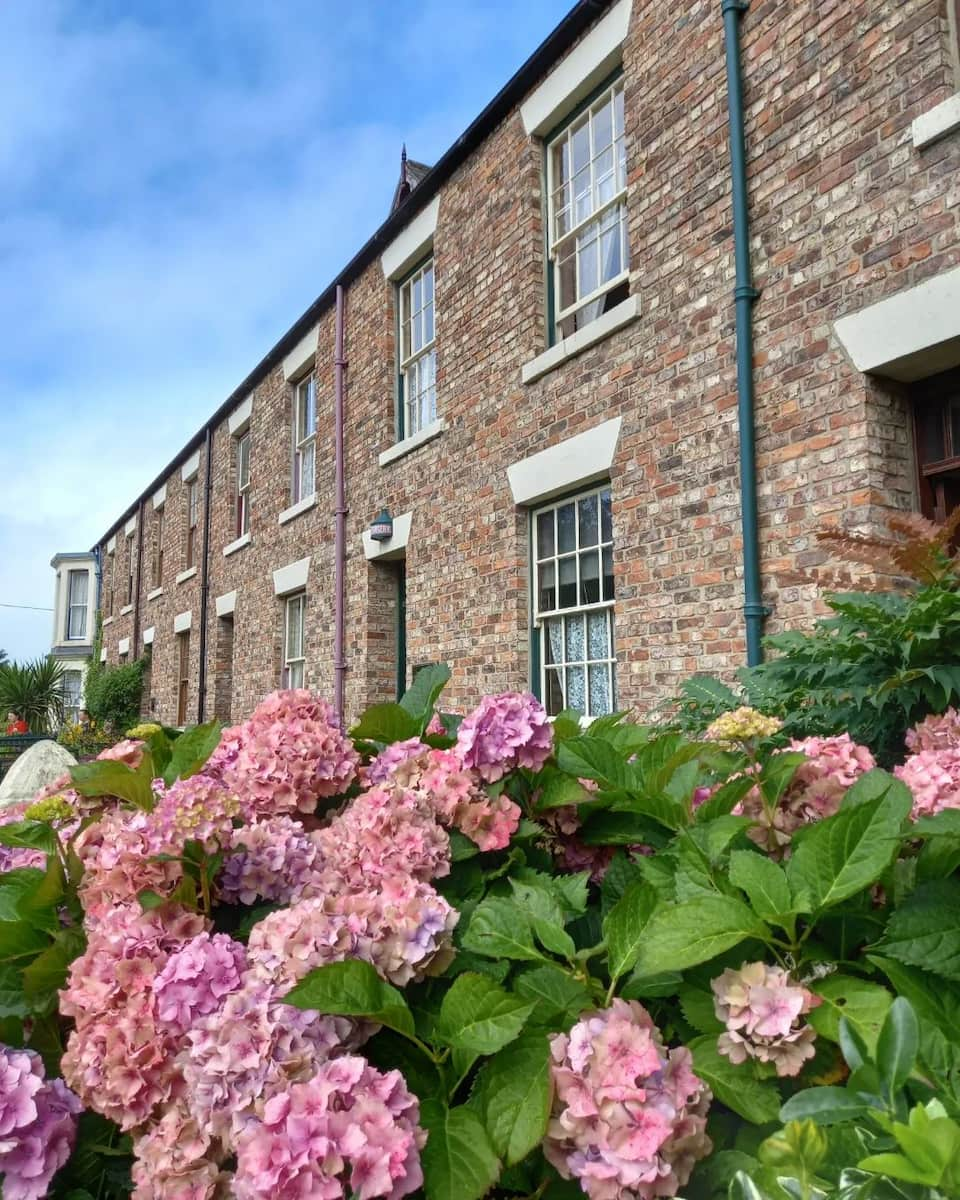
[300, 446, 315, 498]
[593, 97, 613, 153]
[538, 561, 556, 612]
[557, 244, 577, 314]
[587, 610, 609, 660]
[602, 546, 615, 601]
[557, 503, 576, 553]
[571, 117, 590, 174]
[558, 557, 577, 608]
[238, 435, 250, 486]
[289, 661, 304, 689]
[578, 225, 599, 296]
[578, 494, 598, 547]
[544, 668, 564, 716]
[588, 664, 611, 716]
[566, 665, 585, 713]
[573, 166, 592, 225]
[595, 146, 616, 206]
[580, 551, 600, 604]
[614, 84, 624, 137]
[544, 616, 563, 667]
[601, 490, 613, 542]
[565, 613, 585, 662]
[599, 220, 623, 285]
[536, 510, 555, 559]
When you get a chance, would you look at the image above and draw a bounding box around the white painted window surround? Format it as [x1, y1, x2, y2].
[174, 610, 192, 634]
[362, 512, 413, 562]
[381, 197, 440, 281]
[215, 590, 238, 618]
[912, 93, 960, 149]
[180, 450, 201, 482]
[152, 484, 166, 509]
[273, 557, 311, 597]
[228, 395, 253, 436]
[176, 566, 198, 585]
[118, 637, 130, 655]
[120, 604, 133, 616]
[522, 295, 640, 384]
[283, 327, 319, 381]
[100, 647, 107, 662]
[379, 418, 446, 467]
[143, 626, 155, 646]
[507, 416, 622, 507]
[832, 265, 960, 382]
[223, 531, 252, 557]
[106, 535, 117, 553]
[520, 0, 632, 136]
[102, 616, 115, 627]
[148, 586, 163, 601]
[124, 515, 137, 536]
[278, 494, 316, 525]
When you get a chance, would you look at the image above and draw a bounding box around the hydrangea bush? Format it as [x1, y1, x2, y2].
[1, 667, 960, 1199]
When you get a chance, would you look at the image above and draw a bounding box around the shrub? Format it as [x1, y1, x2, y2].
[1, 664, 960, 1199]
[84, 659, 146, 734]
[0, 656, 65, 733]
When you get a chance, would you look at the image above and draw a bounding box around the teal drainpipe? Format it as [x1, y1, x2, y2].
[721, 0, 768, 665]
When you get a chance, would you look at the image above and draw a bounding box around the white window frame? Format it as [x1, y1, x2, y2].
[186, 479, 199, 569]
[546, 77, 629, 342]
[66, 569, 88, 641]
[398, 257, 437, 438]
[292, 377, 316, 504]
[532, 484, 616, 718]
[106, 550, 116, 617]
[153, 504, 164, 588]
[283, 592, 306, 689]
[236, 432, 251, 537]
[126, 534, 136, 606]
[61, 669, 83, 725]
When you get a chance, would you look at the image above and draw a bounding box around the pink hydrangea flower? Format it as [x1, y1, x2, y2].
[233, 1056, 425, 1200]
[131, 1099, 231, 1200]
[363, 738, 428, 786]
[74, 807, 183, 923]
[153, 933, 246, 1035]
[425, 713, 446, 736]
[0, 802, 46, 873]
[894, 748, 960, 818]
[246, 876, 457, 990]
[712, 961, 821, 1077]
[0, 1047, 82, 1200]
[210, 690, 360, 816]
[906, 708, 960, 752]
[219, 815, 328, 905]
[147, 773, 242, 853]
[732, 735, 875, 853]
[97, 738, 145, 768]
[181, 972, 358, 1142]
[545, 1000, 712, 1200]
[456, 691, 552, 783]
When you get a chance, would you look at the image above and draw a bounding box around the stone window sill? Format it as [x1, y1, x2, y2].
[279, 494, 316, 525]
[147, 587, 163, 601]
[223, 532, 251, 557]
[521, 295, 640, 384]
[102, 616, 115, 626]
[912, 93, 960, 149]
[120, 604, 133, 616]
[378, 418, 446, 467]
[176, 566, 197, 585]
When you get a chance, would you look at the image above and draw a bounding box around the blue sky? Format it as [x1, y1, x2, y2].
[0, 0, 571, 662]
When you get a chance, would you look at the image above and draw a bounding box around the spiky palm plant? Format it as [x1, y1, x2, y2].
[0, 657, 65, 734]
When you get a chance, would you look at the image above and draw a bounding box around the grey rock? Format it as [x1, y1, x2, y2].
[0, 740, 77, 807]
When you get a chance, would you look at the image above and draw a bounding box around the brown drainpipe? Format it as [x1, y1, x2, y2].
[334, 285, 348, 725]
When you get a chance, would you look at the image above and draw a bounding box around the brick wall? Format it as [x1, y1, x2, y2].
[95, 0, 960, 726]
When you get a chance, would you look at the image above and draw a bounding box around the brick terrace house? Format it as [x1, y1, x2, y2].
[81, 0, 960, 727]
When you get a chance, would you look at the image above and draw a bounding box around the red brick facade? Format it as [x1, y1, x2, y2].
[93, 0, 960, 725]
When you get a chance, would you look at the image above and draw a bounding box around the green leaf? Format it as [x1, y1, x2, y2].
[600, 853, 644, 917]
[283, 959, 415, 1039]
[162, 718, 222, 784]
[780, 1086, 874, 1125]
[678, 987, 723, 1035]
[689, 1036, 782, 1123]
[603, 880, 658, 981]
[632, 895, 770, 975]
[842, 768, 914, 812]
[535, 768, 592, 811]
[551, 871, 590, 917]
[0, 821, 56, 854]
[728, 850, 794, 926]
[419, 1100, 500, 1200]
[16, 852, 64, 924]
[0, 964, 32, 1017]
[875, 879, 960, 981]
[461, 898, 547, 963]
[349, 702, 421, 744]
[786, 784, 910, 913]
[434, 973, 534, 1055]
[0, 920, 50, 965]
[867, 955, 960, 1041]
[513, 965, 591, 1025]
[809, 975, 892, 1054]
[0, 869, 46, 922]
[22, 927, 85, 1012]
[556, 736, 632, 790]
[399, 663, 451, 729]
[508, 875, 576, 959]
[876, 997, 919, 1099]
[472, 1032, 551, 1165]
[70, 758, 155, 810]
